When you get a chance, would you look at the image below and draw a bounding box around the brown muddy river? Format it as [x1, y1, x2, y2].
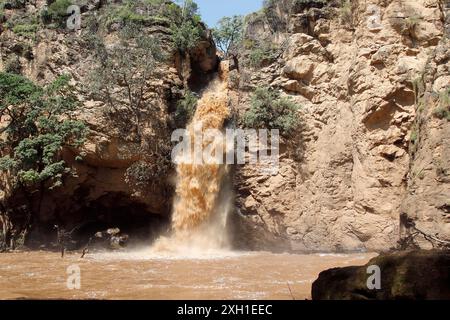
[0, 249, 376, 300]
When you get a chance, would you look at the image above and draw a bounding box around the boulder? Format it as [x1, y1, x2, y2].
[312, 250, 450, 300]
[283, 57, 315, 80]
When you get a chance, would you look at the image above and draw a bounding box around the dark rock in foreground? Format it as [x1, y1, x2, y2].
[312, 250, 450, 300]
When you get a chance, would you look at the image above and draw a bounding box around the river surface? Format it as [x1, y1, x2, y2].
[0, 250, 376, 300]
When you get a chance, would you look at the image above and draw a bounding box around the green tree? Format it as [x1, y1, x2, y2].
[0, 72, 87, 249]
[87, 19, 173, 193]
[170, 0, 203, 52]
[89, 22, 164, 139]
[243, 87, 300, 136]
[212, 15, 244, 58]
[177, 0, 199, 22]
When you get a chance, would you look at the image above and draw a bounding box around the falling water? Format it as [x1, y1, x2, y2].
[153, 62, 233, 253]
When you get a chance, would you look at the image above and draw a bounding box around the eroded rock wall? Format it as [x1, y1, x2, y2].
[0, 0, 217, 243]
[400, 5, 450, 247]
[232, 0, 449, 252]
[1, 0, 448, 252]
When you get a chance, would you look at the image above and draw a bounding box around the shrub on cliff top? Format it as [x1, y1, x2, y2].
[103, 0, 174, 29]
[170, 0, 203, 52]
[40, 0, 72, 27]
[171, 19, 202, 52]
[243, 87, 300, 137]
[212, 15, 244, 58]
[100, 0, 203, 52]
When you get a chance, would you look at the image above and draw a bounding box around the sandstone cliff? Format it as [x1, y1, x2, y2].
[0, 0, 217, 245]
[232, 0, 450, 252]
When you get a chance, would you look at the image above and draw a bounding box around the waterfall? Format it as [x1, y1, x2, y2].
[153, 62, 233, 253]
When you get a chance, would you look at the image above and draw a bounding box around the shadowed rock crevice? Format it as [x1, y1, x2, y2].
[25, 191, 170, 249]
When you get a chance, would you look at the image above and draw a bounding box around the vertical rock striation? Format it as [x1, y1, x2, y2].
[232, 0, 449, 252]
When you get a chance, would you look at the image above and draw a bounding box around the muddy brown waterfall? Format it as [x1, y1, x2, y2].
[154, 62, 233, 252]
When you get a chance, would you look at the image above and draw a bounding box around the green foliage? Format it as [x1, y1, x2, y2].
[4, 55, 21, 74]
[111, 6, 149, 25]
[125, 161, 153, 187]
[1, 3, 40, 39]
[41, 0, 72, 27]
[99, 0, 203, 52]
[433, 88, 450, 121]
[102, 0, 190, 27]
[2, 0, 27, 9]
[103, 0, 173, 28]
[0, 72, 87, 189]
[262, 0, 276, 8]
[246, 41, 278, 68]
[89, 23, 164, 114]
[171, 20, 202, 52]
[0, 71, 41, 107]
[48, 0, 72, 18]
[433, 107, 450, 121]
[243, 87, 300, 136]
[174, 90, 197, 127]
[175, 0, 200, 22]
[410, 130, 418, 144]
[439, 87, 450, 108]
[0, 2, 5, 22]
[212, 15, 244, 57]
[339, 0, 352, 26]
[170, 0, 203, 52]
[12, 23, 38, 38]
[125, 150, 172, 190]
[405, 15, 421, 33]
[86, 2, 175, 191]
[0, 155, 16, 171]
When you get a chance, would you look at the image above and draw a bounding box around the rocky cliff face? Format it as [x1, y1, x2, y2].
[1, 0, 448, 252]
[0, 0, 217, 244]
[232, 0, 449, 252]
[400, 12, 450, 247]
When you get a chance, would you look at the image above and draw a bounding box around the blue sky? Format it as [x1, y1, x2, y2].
[193, 0, 264, 27]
